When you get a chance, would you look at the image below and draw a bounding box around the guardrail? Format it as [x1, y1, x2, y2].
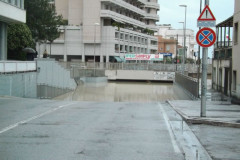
[175, 72, 198, 99]
[0, 61, 36, 73]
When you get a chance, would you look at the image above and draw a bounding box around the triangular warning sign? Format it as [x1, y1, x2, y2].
[198, 5, 216, 21]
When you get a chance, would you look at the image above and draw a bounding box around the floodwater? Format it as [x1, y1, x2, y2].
[54, 81, 191, 102]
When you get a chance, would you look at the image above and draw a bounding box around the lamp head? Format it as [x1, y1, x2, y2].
[179, 5, 187, 7]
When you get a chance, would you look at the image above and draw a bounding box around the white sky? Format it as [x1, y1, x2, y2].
[157, 0, 235, 57]
[157, 0, 234, 31]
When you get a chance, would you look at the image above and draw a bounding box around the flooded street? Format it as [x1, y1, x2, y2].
[54, 81, 191, 102]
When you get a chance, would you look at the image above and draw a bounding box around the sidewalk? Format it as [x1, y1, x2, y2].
[168, 100, 240, 128]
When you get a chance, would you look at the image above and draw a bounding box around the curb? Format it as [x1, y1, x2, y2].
[167, 101, 240, 128]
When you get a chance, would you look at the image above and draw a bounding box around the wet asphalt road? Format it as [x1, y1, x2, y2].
[0, 97, 184, 160]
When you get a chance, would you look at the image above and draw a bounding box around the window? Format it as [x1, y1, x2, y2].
[233, 71, 237, 91]
[234, 22, 238, 44]
[166, 45, 170, 51]
[147, 8, 151, 13]
[146, 20, 149, 25]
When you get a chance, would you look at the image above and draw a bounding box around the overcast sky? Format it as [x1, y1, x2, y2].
[157, 0, 235, 56]
[157, 0, 234, 31]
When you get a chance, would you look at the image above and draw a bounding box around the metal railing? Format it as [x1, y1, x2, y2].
[65, 62, 212, 74]
[175, 72, 198, 99]
[214, 41, 232, 49]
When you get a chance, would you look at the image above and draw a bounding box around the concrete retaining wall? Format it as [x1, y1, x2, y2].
[105, 70, 175, 81]
[37, 59, 77, 90]
[0, 72, 37, 98]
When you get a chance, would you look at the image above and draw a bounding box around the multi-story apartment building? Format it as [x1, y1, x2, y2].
[0, 0, 26, 60]
[232, 0, 240, 103]
[40, 0, 159, 62]
[157, 24, 195, 59]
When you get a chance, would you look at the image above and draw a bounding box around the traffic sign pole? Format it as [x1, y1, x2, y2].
[201, 0, 210, 117]
[201, 47, 207, 117]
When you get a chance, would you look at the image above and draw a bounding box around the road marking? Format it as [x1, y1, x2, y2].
[159, 103, 181, 153]
[0, 103, 76, 134]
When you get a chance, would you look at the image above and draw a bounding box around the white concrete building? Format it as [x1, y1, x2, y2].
[232, 0, 240, 103]
[0, 0, 26, 60]
[157, 24, 196, 59]
[40, 0, 160, 62]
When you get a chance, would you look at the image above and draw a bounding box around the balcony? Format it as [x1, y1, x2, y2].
[136, 0, 146, 4]
[101, 10, 145, 28]
[0, 0, 26, 23]
[145, 24, 159, 32]
[145, 2, 160, 10]
[145, 13, 159, 21]
[213, 48, 232, 60]
[214, 41, 232, 49]
[101, 0, 145, 16]
[0, 0, 24, 9]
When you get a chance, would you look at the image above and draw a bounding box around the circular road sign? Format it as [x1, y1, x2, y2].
[196, 27, 216, 48]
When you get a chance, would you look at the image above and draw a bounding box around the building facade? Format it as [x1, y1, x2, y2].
[157, 35, 178, 57]
[157, 24, 195, 59]
[0, 0, 26, 60]
[232, 0, 240, 103]
[212, 16, 233, 96]
[41, 0, 160, 62]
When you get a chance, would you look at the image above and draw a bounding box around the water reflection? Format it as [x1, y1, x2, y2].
[54, 81, 191, 102]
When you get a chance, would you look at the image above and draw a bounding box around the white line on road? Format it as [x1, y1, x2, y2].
[159, 103, 181, 153]
[0, 103, 76, 134]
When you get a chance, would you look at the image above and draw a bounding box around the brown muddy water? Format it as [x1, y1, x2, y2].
[54, 81, 191, 102]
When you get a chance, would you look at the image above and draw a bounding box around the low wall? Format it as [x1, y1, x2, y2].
[175, 72, 198, 99]
[0, 59, 77, 99]
[0, 61, 36, 73]
[105, 70, 175, 81]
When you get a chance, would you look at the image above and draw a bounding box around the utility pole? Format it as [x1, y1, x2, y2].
[201, 0, 209, 117]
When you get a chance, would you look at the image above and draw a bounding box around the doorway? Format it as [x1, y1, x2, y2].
[224, 68, 229, 95]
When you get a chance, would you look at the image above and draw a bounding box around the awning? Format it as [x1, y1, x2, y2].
[119, 57, 126, 62]
[114, 56, 122, 62]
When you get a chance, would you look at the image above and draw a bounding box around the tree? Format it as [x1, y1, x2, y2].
[25, 0, 63, 49]
[7, 24, 34, 60]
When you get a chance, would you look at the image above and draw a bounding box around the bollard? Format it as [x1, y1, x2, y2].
[196, 149, 199, 160]
[182, 119, 184, 133]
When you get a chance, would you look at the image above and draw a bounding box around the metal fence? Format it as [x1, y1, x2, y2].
[66, 62, 212, 74]
[175, 72, 198, 99]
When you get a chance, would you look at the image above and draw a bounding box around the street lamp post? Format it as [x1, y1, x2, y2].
[94, 23, 100, 76]
[179, 5, 187, 70]
[179, 21, 184, 67]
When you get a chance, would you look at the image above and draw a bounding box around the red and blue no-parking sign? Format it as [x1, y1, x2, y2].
[196, 27, 216, 48]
